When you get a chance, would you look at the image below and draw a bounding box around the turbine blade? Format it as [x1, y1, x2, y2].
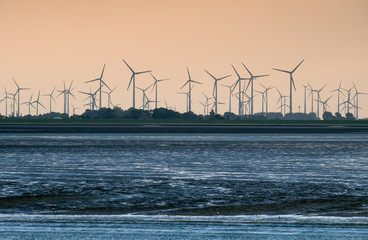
[218, 74, 231, 81]
[127, 75, 134, 90]
[204, 69, 216, 80]
[100, 64, 106, 79]
[187, 67, 191, 80]
[292, 59, 304, 73]
[85, 78, 100, 83]
[122, 59, 134, 73]
[273, 68, 290, 73]
[242, 63, 252, 77]
[231, 64, 240, 79]
[136, 70, 152, 74]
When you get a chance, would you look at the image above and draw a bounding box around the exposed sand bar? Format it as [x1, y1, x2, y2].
[1, 124, 368, 133]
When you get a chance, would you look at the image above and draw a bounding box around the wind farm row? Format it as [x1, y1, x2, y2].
[1, 59, 367, 120]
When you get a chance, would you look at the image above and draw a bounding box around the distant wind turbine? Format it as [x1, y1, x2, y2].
[204, 69, 231, 115]
[32, 91, 46, 116]
[22, 93, 35, 115]
[86, 64, 111, 109]
[352, 83, 368, 119]
[221, 83, 235, 113]
[42, 87, 56, 113]
[122, 59, 151, 109]
[273, 60, 304, 113]
[181, 67, 202, 112]
[150, 73, 169, 109]
[13, 78, 30, 117]
[243, 63, 269, 115]
[330, 80, 345, 115]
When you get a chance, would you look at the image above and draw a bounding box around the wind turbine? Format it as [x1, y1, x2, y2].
[178, 91, 190, 112]
[221, 83, 235, 113]
[317, 96, 332, 115]
[150, 73, 169, 109]
[22, 93, 35, 115]
[276, 89, 289, 116]
[300, 83, 309, 114]
[86, 64, 111, 109]
[307, 83, 316, 114]
[352, 83, 368, 119]
[103, 87, 117, 109]
[42, 87, 56, 113]
[243, 63, 269, 115]
[202, 92, 213, 116]
[314, 84, 327, 119]
[330, 80, 345, 115]
[231, 64, 249, 116]
[181, 67, 202, 112]
[259, 84, 275, 114]
[71, 104, 80, 116]
[137, 85, 152, 110]
[79, 86, 101, 111]
[273, 60, 304, 113]
[340, 87, 355, 115]
[204, 69, 231, 115]
[254, 89, 266, 114]
[13, 78, 30, 117]
[122, 59, 151, 109]
[32, 91, 46, 116]
[3, 87, 12, 117]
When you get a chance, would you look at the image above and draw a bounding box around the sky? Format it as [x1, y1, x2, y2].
[1, 0, 368, 118]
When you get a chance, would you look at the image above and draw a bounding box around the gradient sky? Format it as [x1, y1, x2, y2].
[1, 0, 368, 117]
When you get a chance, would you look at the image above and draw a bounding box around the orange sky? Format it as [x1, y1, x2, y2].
[1, 0, 368, 117]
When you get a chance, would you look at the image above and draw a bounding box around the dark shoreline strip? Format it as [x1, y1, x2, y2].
[1, 124, 368, 133]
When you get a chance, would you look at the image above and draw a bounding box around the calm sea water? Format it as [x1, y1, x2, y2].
[1, 133, 368, 239]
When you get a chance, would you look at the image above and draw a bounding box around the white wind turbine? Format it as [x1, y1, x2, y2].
[181, 68, 202, 112]
[317, 96, 332, 115]
[273, 60, 304, 113]
[13, 78, 30, 117]
[32, 91, 46, 116]
[3, 87, 12, 117]
[150, 73, 169, 109]
[300, 83, 309, 114]
[330, 80, 345, 115]
[204, 69, 231, 115]
[231, 64, 249, 116]
[352, 83, 367, 119]
[221, 83, 235, 113]
[122, 59, 151, 109]
[22, 93, 35, 115]
[259, 83, 275, 114]
[243, 63, 269, 115]
[103, 87, 117, 109]
[42, 87, 56, 113]
[85, 64, 111, 109]
[137, 85, 152, 110]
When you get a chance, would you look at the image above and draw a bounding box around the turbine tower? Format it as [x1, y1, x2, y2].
[32, 91, 46, 116]
[204, 69, 231, 115]
[352, 83, 368, 119]
[103, 87, 117, 109]
[137, 85, 152, 110]
[181, 67, 202, 112]
[259, 84, 275, 114]
[231, 64, 249, 116]
[150, 73, 169, 109]
[273, 60, 304, 113]
[22, 94, 35, 115]
[13, 78, 30, 117]
[243, 63, 269, 115]
[330, 80, 345, 115]
[314, 84, 327, 119]
[42, 87, 56, 113]
[122, 59, 151, 109]
[221, 84, 235, 113]
[301, 83, 309, 114]
[86, 64, 111, 109]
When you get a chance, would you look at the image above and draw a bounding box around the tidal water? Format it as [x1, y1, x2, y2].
[0, 133, 368, 239]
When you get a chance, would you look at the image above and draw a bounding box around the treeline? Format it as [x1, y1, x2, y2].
[3, 107, 357, 120]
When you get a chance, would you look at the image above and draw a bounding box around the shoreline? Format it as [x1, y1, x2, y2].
[1, 124, 368, 133]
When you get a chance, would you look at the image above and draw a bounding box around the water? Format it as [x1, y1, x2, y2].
[1, 133, 368, 239]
